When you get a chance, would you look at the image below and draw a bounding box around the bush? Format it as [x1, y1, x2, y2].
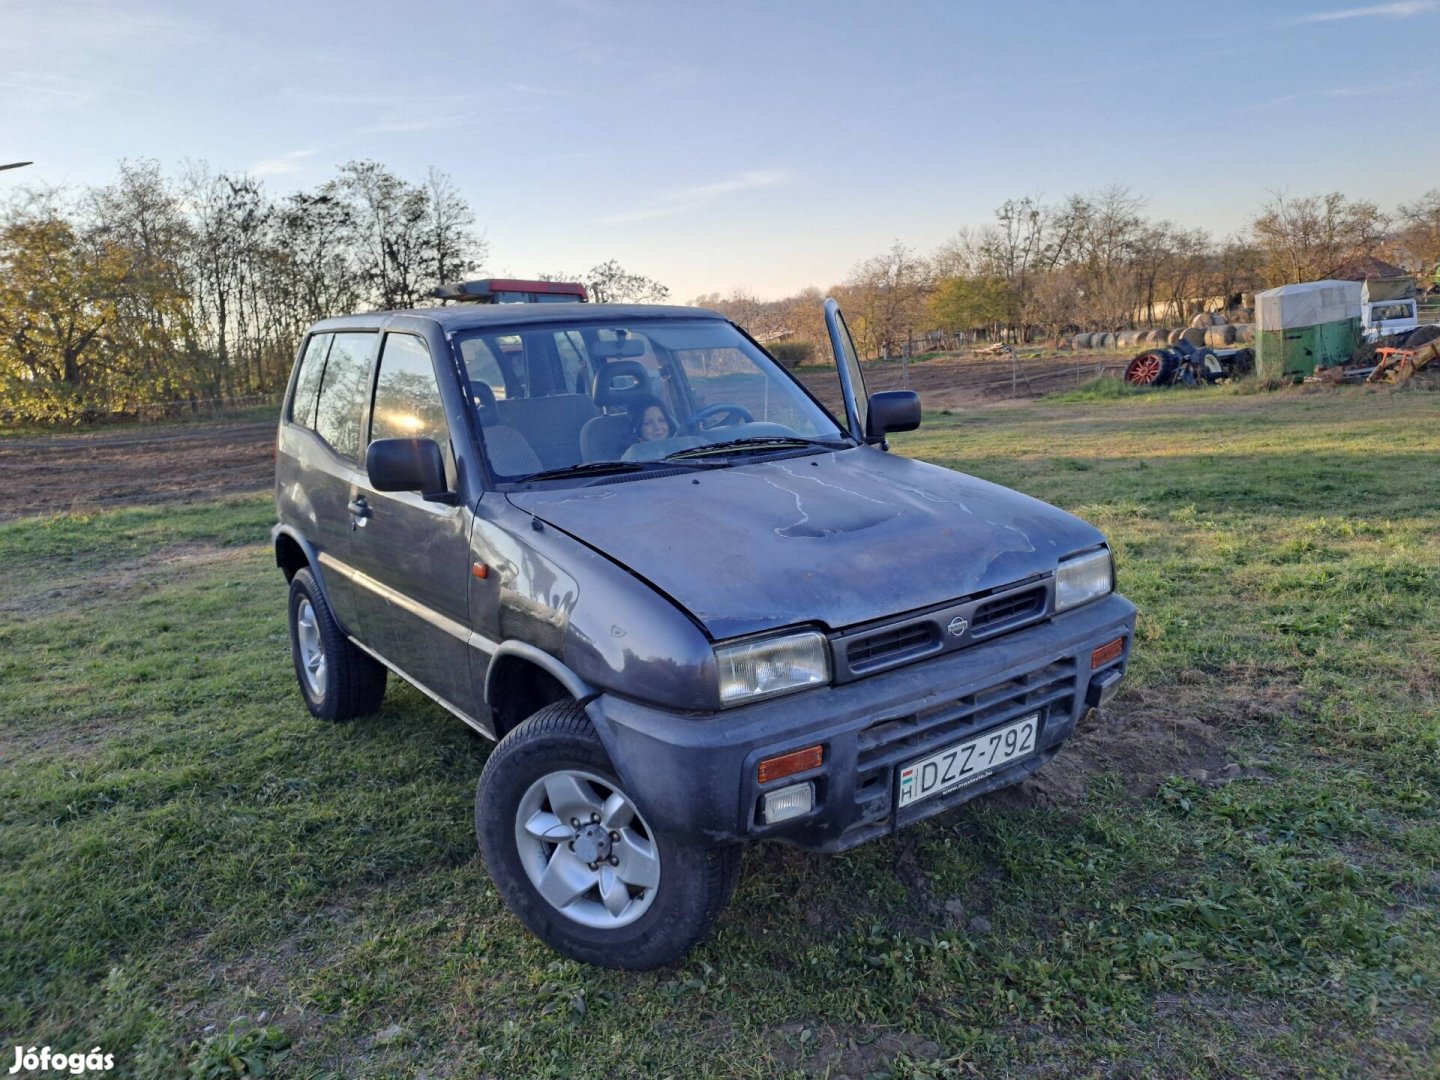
[769, 341, 817, 369]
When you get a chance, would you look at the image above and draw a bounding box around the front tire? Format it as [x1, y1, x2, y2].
[476, 700, 740, 969]
[287, 566, 387, 721]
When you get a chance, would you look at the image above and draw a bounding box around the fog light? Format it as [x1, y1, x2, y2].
[762, 782, 814, 824]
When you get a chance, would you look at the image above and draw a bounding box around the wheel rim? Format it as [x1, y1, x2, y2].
[295, 598, 326, 698]
[513, 769, 661, 929]
[1125, 354, 1163, 385]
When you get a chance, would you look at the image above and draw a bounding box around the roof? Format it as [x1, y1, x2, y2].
[1327, 255, 1408, 281]
[309, 302, 723, 334]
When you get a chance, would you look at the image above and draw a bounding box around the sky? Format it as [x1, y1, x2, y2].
[3, 0, 1438, 301]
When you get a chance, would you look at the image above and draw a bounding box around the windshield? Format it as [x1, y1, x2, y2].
[453, 318, 846, 482]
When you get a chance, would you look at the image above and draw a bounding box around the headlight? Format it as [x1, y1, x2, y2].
[1055, 548, 1113, 612]
[715, 630, 830, 706]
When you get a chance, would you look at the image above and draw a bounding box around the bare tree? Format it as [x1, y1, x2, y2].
[1251, 191, 1388, 285]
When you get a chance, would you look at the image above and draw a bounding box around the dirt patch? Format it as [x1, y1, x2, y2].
[765, 1021, 946, 1079]
[993, 681, 1303, 809]
[798, 349, 1127, 414]
[0, 420, 275, 521]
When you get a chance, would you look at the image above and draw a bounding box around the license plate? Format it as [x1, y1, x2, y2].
[896, 714, 1039, 809]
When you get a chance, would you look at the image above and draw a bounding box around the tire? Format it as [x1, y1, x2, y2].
[476, 700, 741, 970]
[287, 566, 387, 721]
[1124, 350, 1178, 386]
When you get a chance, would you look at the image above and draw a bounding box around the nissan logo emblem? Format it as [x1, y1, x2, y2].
[947, 616, 969, 637]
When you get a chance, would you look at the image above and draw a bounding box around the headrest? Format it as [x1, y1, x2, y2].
[593, 359, 650, 407]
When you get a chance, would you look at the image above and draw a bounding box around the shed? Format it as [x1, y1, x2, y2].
[1254, 280, 1362, 381]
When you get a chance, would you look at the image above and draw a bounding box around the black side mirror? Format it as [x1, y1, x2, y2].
[866, 390, 922, 440]
[367, 437, 451, 500]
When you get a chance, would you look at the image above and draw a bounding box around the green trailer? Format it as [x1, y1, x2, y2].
[1254, 281, 1362, 381]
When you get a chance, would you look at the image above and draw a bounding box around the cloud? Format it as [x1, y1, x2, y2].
[1254, 81, 1413, 106]
[355, 115, 470, 135]
[601, 169, 791, 224]
[1287, 0, 1435, 24]
[249, 149, 319, 178]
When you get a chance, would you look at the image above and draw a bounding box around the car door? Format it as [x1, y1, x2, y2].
[823, 297, 870, 442]
[298, 330, 381, 632]
[347, 330, 476, 712]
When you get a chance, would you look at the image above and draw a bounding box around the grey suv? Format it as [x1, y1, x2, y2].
[273, 297, 1135, 968]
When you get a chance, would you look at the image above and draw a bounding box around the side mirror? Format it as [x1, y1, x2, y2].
[866, 390, 922, 440]
[367, 437, 450, 499]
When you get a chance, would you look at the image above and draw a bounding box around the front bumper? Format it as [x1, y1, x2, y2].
[585, 593, 1136, 853]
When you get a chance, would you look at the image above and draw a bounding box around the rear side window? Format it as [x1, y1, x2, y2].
[290, 333, 332, 427]
[314, 332, 378, 460]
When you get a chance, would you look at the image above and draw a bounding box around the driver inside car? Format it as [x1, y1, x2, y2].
[629, 394, 676, 444]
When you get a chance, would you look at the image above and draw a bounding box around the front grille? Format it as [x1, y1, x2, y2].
[846, 623, 939, 672]
[972, 586, 1044, 632]
[851, 657, 1077, 824]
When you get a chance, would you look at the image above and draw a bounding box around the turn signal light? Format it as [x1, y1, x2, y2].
[757, 744, 823, 784]
[1091, 637, 1125, 669]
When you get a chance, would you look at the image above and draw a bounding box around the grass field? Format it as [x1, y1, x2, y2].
[2, 385, 1437, 1078]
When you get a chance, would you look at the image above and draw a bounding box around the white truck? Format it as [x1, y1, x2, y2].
[1361, 275, 1420, 342]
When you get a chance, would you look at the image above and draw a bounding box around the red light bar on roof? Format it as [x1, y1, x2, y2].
[434, 278, 588, 303]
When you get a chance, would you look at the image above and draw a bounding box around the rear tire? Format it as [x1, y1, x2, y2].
[476, 700, 740, 969]
[287, 566, 387, 721]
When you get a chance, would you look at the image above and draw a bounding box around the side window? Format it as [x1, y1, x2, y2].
[371, 334, 450, 445]
[314, 332, 378, 460]
[289, 333, 332, 428]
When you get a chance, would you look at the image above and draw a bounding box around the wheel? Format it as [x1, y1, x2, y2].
[1123, 351, 1177, 386]
[678, 401, 754, 435]
[476, 700, 741, 969]
[287, 566, 387, 720]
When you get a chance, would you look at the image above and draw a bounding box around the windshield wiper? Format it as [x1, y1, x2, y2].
[514, 458, 719, 484]
[663, 436, 847, 461]
[515, 461, 650, 483]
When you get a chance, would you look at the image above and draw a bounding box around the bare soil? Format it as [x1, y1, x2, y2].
[0, 420, 275, 521]
[0, 351, 1118, 521]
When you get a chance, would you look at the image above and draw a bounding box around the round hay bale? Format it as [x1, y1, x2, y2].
[1150, 329, 1171, 344]
[1072, 332, 1092, 349]
[1096, 332, 1115, 350]
[1181, 327, 1209, 347]
[1189, 313, 1210, 329]
[1115, 331, 1134, 348]
[1168, 329, 1185, 345]
[1232, 323, 1254, 342]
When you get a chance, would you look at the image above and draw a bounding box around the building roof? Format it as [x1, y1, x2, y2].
[1327, 255, 1408, 281]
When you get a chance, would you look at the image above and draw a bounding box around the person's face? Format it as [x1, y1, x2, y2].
[641, 405, 670, 441]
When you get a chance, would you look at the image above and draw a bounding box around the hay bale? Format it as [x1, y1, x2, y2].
[1072, 332, 1092, 349]
[1168, 329, 1184, 345]
[1181, 327, 1209, 347]
[1150, 329, 1171, 344]
[1096, 332, 1115, 350]
[1189, 313, 1210, 329]
[1231, 323, 1254, 342]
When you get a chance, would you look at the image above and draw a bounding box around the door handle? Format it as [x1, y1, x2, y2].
[347, 496, 371, 528]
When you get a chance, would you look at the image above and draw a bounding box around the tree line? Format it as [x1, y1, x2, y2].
[0, 160, 667, 423]
[700, 186, 1440, 363]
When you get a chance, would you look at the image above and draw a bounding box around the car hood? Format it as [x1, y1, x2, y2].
[507, 447, 1106, 639]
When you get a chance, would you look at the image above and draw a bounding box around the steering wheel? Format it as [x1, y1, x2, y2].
[679, 401, 753, 435]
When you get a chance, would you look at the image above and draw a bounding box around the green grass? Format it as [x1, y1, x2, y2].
[2, 388, 1438, 1077]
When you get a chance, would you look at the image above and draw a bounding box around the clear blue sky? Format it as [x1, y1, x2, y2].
[4, 0, 1437, 300]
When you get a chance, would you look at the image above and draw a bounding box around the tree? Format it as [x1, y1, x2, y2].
[929, 275, 1011, 337]
[1396, 189, 1440, 273]
[842, 242, 931, 358]
[1250, 191, 1388, 285]
[580, 260, 669, 304]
